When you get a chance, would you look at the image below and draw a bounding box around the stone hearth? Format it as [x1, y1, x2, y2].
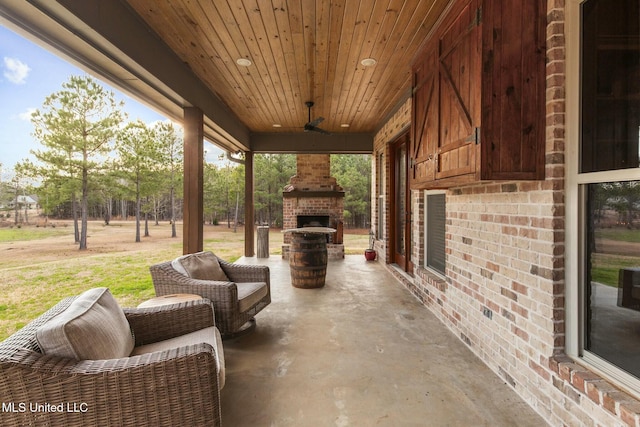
[282, 154, 344, 260]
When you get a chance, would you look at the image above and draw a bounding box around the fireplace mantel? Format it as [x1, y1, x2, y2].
[283, 190, 345, 198]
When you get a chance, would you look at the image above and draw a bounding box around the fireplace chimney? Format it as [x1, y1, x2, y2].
[282, 154, 345, 259]
[285, 154, 340, 192]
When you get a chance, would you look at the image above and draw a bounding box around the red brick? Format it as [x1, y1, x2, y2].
[512, 325, 529, 342]
[511, 302, 529, 319]
[603, 390, 636, 415]
[529, 360, 551, 381]
[571, 370, 601, 393]
[502, 288, 518, 301]
[585, 379, 606, 404]
[511, 281, 528, 295]
[486, 261, 500, 272]
[548, 355, 573, 374]
[619, 400, 640, 427]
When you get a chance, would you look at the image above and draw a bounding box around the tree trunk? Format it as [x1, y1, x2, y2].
[13, 190, 18, 225]
[154, 197, 160, 226]
[104, 197, 111, 225]
[135, 181, 141, 243]
[233, 186, 239, 233]
[170, 185, 177, 238]
[72, 192, 80, 243]
[79, 167, 88, 250]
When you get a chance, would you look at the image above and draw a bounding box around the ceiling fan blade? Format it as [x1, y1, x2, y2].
[307, 117, 325, 127]
[306, 125, 331, 135]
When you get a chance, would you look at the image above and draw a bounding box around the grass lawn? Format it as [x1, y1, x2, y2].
[0, 220, 368, 341]
[595, 228, 640, 243]
[590, 253, 640, 287]
[0, 224, 71, 242]
[590, 227, 640, 287]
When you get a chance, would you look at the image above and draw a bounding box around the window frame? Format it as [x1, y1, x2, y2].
[377, 152, 385, 240]
[424, 190, 447, 278]
[566, 0, 640, 395]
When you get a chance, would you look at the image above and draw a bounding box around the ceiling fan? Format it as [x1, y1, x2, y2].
[303, 101, 330, 135]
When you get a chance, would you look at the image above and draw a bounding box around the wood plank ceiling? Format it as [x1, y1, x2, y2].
[125, 0, 451, 135]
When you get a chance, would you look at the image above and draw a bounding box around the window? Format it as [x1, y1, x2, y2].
[581, 0, 640, 172]
[584, 181, 640, 379]
[377, 152, 384, 239]
[568, 0, 640, 393]
[425, 192, 446, 275]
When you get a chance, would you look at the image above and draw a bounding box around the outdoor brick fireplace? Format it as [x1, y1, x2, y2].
[282, 154, 344, 260]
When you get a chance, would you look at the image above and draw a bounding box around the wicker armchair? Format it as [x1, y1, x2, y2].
[150, 253, 271, 337]
[0, 297, 222, 427]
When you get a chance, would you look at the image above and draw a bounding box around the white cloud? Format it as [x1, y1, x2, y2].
[3, 57, 31, 84]
[17, 108, 36, 121]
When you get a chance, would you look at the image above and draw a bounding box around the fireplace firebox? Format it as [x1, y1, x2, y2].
[297, 215, 330, 228]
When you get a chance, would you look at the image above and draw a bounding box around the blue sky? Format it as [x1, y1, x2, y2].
[0, 24, 222, 180]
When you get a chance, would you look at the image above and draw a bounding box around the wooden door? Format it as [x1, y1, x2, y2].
[390, 133, 412, 273]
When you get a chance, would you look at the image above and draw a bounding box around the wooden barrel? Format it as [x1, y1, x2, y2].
[289, 232, 328, 288]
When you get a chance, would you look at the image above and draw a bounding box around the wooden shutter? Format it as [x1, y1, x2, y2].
[436, 0, 482, 181]
[480, 0, 546, 180]
[410, 0, 546, 188]
[411, 39, 439, 186]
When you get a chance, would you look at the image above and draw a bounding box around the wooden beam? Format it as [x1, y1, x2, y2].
[183, 107, 204, 254]
[250, 133, 373, 154]
[244, 152, 255, 257]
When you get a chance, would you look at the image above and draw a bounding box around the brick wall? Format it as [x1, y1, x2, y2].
[370, 1, 640, 425]
[288, 154, 339, 191]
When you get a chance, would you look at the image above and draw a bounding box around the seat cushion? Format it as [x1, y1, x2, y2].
[36, 288, 134, 360]
[131, 326, 225, 388]
[172, 251, 230, 281]
[237, 282, 269, 312]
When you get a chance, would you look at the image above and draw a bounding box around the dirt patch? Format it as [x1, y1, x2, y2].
[597, 238, 640, 257]
[0, 220, 368, 269]
[0, 220, 240, 268]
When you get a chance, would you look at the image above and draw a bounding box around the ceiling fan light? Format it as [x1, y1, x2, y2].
[236, 58, 252, 67]
[360, 58, 377, 67]
[340, 123, 350, 128]
[272, 124, 282, 128]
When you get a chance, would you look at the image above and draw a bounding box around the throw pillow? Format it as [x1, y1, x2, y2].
[172, 251, 230, 281]
[36, 287, 135, 360]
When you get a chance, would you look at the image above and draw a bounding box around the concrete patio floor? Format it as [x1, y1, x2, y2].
[221, 255, 546, 426]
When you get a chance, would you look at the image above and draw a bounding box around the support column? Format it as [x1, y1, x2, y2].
[244, 151, 255, 257]
[183, 107, 204, 254]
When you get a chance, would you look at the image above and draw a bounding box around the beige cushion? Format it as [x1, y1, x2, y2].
[172, 251, 229, 281]
[36, 288, 134, 360]
[237, 282, 269, 312]
[131, 326, 225, 388]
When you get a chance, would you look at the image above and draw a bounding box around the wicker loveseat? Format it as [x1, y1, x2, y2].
[150, 251, 271, 337]
[0, 288, 224, 427]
